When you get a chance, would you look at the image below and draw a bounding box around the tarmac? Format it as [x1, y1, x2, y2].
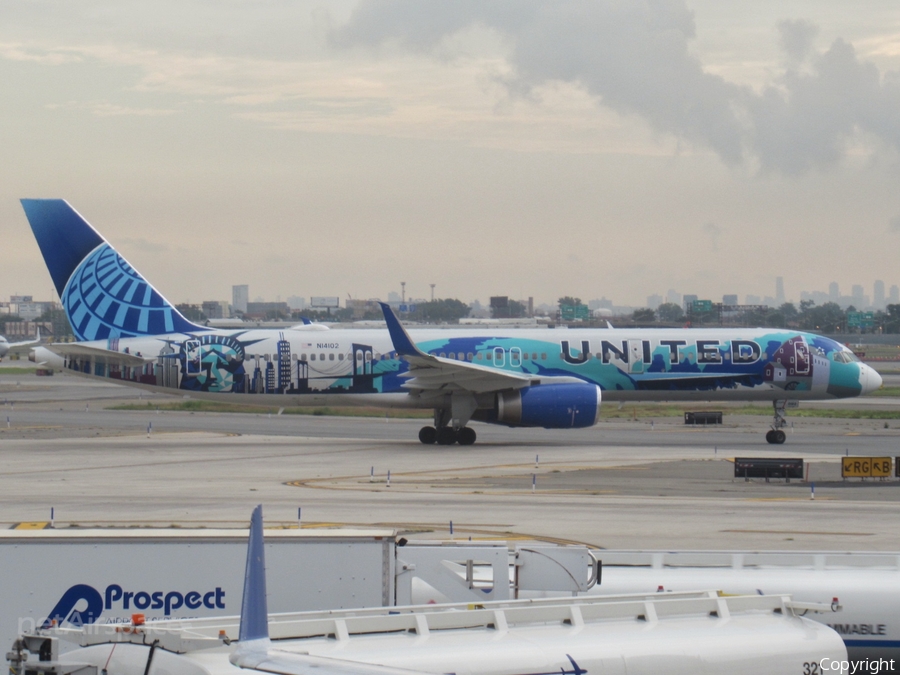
[1, 370, 898, 550]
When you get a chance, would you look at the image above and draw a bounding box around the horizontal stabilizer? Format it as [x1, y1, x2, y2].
[45, 342, 149, 367]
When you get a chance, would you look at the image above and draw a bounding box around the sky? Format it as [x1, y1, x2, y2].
[2, 0, 900, 309]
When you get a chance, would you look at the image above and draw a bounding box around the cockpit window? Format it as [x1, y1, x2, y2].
[833, 351, 860, 364]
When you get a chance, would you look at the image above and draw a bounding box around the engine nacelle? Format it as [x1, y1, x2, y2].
[490, 383, 602, 429]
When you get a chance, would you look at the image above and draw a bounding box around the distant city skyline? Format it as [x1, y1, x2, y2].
[5, 275, 900, 319]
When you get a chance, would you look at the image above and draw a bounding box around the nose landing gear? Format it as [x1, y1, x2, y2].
[766, 400, 788, 444]
[765, 428, 786, 444]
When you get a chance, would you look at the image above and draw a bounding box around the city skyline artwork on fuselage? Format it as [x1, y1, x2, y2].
[67, 327, 863, 402]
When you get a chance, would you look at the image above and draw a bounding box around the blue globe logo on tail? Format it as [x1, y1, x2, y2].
[63, 243, 193, 341]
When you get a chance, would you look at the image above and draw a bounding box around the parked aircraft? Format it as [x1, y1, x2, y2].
[0, 331, 40, 360]
[21, 199, 881, 445]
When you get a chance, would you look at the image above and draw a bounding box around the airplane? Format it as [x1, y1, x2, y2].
[0, 330, 40, 360]
[20, 199, 882, 445]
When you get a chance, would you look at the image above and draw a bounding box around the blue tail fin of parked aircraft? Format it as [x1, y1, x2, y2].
[20, 199, 205, 341]
[239, 504, 269, 644]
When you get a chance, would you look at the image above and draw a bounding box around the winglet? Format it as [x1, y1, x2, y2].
[379, 303, 424, 357]
[238, 504, 269, 643]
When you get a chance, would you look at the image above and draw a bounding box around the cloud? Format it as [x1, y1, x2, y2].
[118, 237, 170, 254]
[0, 41, 82, 65]
[332, 1, 746, 164]
[890, 215, 900, 233]
[778, 19, 818, 63]
[46, 101, 178, 117]
[747, 38, 900, 174]
[331, 1, 900, 173]
[702, 222, 722, 251]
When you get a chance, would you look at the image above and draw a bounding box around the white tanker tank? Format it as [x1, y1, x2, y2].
[408, 548, 898, 673]
[25, 593, 846, 675]
[10, 511, 849, 675]
[591, 550, 900, 670]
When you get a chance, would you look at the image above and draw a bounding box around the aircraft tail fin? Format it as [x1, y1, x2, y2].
[238, 504, 269, 644]
[20, 199, 205, 341]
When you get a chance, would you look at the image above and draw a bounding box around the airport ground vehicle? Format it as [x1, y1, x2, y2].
[8, 508, 849, 675]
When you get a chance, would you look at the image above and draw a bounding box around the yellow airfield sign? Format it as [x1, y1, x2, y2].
[841, 457, 892, 478]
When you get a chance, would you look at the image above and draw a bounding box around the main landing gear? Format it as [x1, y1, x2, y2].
[418, 425, 477, 445]
[419, 399, 479, 446]
[765, 400, 788, 444]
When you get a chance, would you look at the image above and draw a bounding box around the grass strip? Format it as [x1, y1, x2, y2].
[108, 400, 431, 418]
[108, 400, 900, 420]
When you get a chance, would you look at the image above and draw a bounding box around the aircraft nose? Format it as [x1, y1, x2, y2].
[861, 363, 882, 395]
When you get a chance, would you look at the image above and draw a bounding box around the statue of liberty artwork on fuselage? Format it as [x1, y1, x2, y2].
[21, 199, 882, 446]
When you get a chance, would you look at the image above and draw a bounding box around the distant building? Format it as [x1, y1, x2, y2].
[828, 282, 839, 300]
[3, 321, 51, 339]
[722, 294, 738, 306]
[245, 301, 290, 319]
[683, 294, 698, 311]
[851, 284, 867, 308]
[286, 296, 308, 311]
[15, 301, 56, 321]
[588, 298, 614, 310]
[891, 285, 900, 304]
[201, 300, 230, 319]
[745, 294, 761, 304]
[775, 277, 785, 303]
[666, 289, 681, 306]
[232, 285, 249, 313]
[346, 299, 381, 319]
[874, 280, 885, 309]
[646, 294, 663, 310]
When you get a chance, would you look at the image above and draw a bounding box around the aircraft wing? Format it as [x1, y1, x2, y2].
[44, 342, 149, 367]
[379, 303, 548, 394]
[3, 329, 42, 352]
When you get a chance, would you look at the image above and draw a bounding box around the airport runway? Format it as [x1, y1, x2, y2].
[1, 372, 898, 550]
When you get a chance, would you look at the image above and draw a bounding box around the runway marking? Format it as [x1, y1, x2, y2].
[721, 529, 873, 536]
[285, 461, 663, 491]
[284, 479, 620, 496]
[12, 522, 50, 529]
[745, 497, 836, 501]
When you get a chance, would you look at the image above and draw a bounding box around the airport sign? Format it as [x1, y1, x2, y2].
[841, 456, 892, 478]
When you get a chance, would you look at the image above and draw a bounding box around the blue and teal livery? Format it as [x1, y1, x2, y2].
[21, 200, 882, 446]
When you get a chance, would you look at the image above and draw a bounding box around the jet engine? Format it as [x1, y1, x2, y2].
[488, 383, 602, 429]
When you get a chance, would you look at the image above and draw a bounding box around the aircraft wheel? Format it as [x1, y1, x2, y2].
[773, 429, 786, 444]
[765, 430, 776, 444]
[436, 427, 458, 445]
[418, 426, 437, 444]
[457, 427, 477, 446]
